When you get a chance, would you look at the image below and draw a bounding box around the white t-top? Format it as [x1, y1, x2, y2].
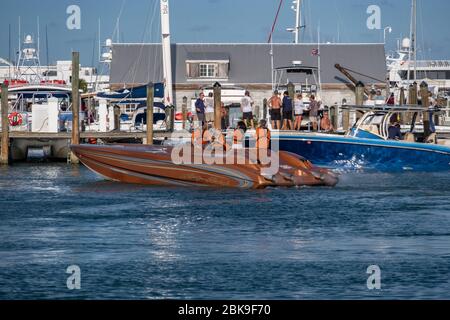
[294, 99, 305, 115]
[241, 96, 253, 113]
[205, 97, 214, 113]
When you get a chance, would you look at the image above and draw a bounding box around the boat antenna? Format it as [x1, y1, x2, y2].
[98, 18, 101, 67]
[8, 23, 11, 80]
[45, 24, 49, 80]
[17, 16, 21, 77]
[37, 16, 41, 78]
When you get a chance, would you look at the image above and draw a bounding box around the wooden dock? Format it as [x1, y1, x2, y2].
[6, 131, 173, 140]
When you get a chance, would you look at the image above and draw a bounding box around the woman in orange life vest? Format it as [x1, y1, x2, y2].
[254, 119, 271, 149]
[191, 123, 228, 150]
[232, 121, 247, 148]
[254, 120, 271, 164]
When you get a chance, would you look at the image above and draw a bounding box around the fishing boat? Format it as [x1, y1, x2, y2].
[70, 143, 339, 189]
[275, 105, 450, 171]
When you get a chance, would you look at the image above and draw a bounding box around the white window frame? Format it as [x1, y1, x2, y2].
[199, 63, 217, 78]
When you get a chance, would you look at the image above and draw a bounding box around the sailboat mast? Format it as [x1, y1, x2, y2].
[160, 0, 173, 106]
[407, 0, 417, 84]
[294, 0, 301, 44]
[412, 0, 417, 81]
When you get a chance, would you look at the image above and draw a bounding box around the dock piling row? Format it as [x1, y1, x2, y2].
[1, 83, 9, 165]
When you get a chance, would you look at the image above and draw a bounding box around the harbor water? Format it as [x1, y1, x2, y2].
[0, 163, 449, 300]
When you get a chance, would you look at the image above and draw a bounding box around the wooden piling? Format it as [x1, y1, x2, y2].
[213, 82, 222, 130]
[399, 87, 405, 105]
[409, 82, 418, 105]
[407, 82, 418, 124]
[420, 81, 431, 137]
[1, 83, 9, 165]
[330, 105, 338, 130]
[287, 82, 295, 123]
[113, 105, 121, 131]
[355, 81, 365, 120]
[182, 96, 188, 130]
[263, 98, 268, 120]
[342, 99, 350, 131]
[146, 82, 154, 145]
[399, 87, 405, 124]
[70, 52, 80, 164]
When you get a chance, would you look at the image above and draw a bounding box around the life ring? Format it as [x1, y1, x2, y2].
[175, 112, 193, 121]
[8, 112, 23, 126]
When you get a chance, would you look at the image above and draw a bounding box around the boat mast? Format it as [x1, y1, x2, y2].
[160, 0, 173, 106]
[295, 0, 301, 44]
[407, 0, 417, 84]
[412, 0, 417, 81]
[17, 16, 21, 78]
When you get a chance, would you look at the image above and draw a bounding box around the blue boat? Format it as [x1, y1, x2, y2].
[274, 105, 450, 172]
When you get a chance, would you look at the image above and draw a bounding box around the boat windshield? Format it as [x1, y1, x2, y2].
[349, 112, 387, 139]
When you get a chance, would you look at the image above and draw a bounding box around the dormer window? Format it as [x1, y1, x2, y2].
[186, 53, 229, 80]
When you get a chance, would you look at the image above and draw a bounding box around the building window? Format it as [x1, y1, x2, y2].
[199, 64, 216, 78]
[186, 61, 229, 79]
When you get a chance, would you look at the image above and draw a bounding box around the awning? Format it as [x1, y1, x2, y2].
[96, 83, 165, 101]
[186, 52, 230, 63]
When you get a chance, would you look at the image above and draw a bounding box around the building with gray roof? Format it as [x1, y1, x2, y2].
[110, 43, 386, 109]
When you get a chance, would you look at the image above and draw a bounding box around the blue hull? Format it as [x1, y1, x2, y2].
[276, 133, 450, 172]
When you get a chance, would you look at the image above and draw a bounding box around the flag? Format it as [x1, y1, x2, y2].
[311, 48, 319, 56]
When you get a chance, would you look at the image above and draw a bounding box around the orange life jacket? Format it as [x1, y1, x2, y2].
[255, 127, 271, 149]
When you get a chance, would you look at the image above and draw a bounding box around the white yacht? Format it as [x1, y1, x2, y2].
[387, 38, 450, 95]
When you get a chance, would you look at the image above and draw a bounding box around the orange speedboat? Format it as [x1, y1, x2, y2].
[70, 144, 338, 189]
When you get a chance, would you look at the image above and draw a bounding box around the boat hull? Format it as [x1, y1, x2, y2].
[277, 133, 450, 171]
[70, 144, 338, 189]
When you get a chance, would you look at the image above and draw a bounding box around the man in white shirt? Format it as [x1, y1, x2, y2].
[241, 90, 255, 129]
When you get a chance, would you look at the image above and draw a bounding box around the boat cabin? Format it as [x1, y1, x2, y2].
[347, 105, 448, 144]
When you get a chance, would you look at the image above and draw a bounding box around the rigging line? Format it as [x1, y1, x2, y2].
[152, 6, 161, 86]
[333, 0, 341, 42]
[129, 0, 158, 86]
[418, 0, 427, 78]
[268, 0, 284, 44]
[90, 31, 97, 89]
[340, 66, 386, 83]
[111, 0, 127, 43]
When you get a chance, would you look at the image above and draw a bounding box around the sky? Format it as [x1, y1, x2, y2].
[0, 0, 449, 67]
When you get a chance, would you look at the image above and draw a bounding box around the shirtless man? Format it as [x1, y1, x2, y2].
[268, 90, 282, 129]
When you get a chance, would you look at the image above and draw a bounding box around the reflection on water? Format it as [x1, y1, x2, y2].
[0, 163, 449, 299]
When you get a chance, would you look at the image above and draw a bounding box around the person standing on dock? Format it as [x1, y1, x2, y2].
[309, 95, 319, 131]
[220, 102, 229, 130]
[195, 92, 207, 126]
[281, 91, 293, 130]
[268, 91, 282, 130]
[241, 90, 255, 129]
[294, 94, 305, 131]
